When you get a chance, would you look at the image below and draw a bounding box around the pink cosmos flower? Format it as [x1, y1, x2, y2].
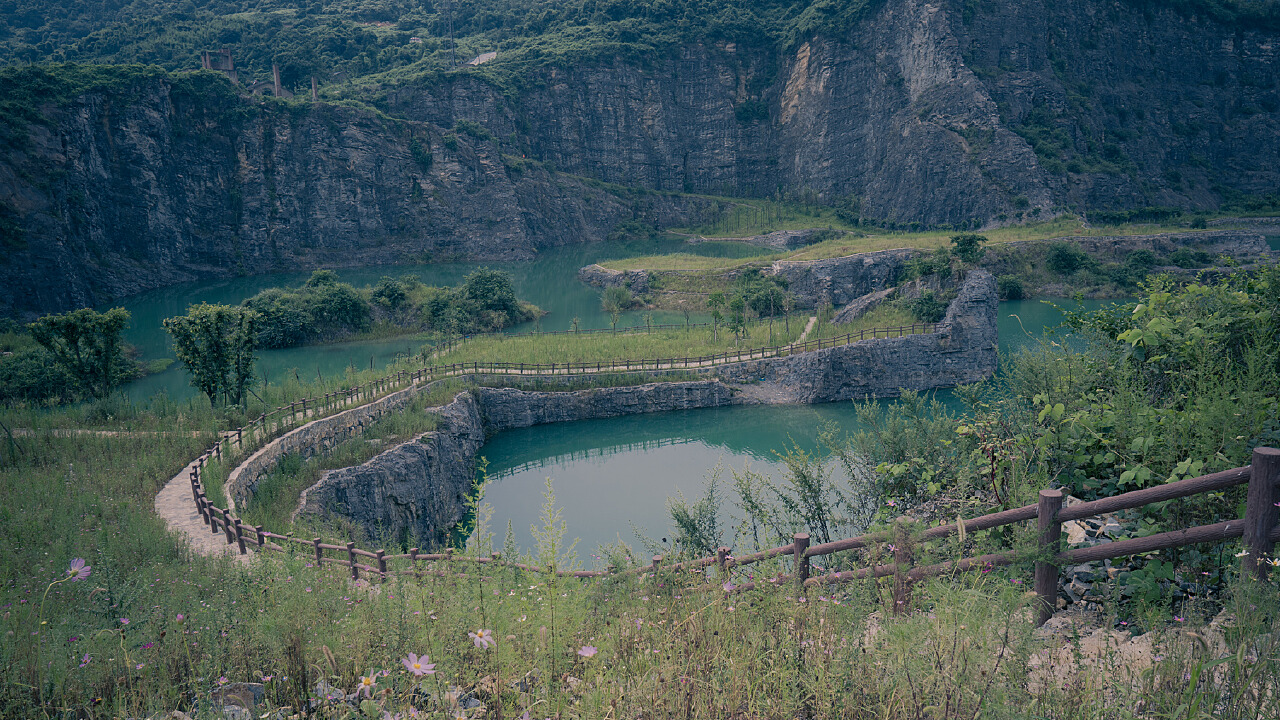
[402, 653, 436, 676]
[66, 558, 91, 582]
[469, 628, 496, 649]
[119, 618, 130, 625]
[578, 645, 598, 658]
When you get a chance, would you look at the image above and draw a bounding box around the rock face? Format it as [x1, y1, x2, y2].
[0, 81, 712, 318]
[770, 248, 918, 308]
[384, 0, 1280, 225]
[688, 229, 832, 250]
[717, 270, 998, 402]
[5, 0, 1278, 317]
[473, 382, 738, 430]
[576, 264, 651, 293]
[295, 392, 488, 548]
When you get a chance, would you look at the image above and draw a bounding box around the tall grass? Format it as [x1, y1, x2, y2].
[604, 215, 1210, 272]
[437, 317, 809, 367]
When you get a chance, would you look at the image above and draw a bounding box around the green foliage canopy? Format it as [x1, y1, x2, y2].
[28, 307, 132, 400]
[163, 303, 258, 407]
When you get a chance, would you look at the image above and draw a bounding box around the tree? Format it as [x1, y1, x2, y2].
[601, 287, 631, 330]
[29, 307, 131, 399]
[463, 268, 521, 319]
[305, 269, 339, 287]
[164, 303, 259, 407]
[949, 233, 987, 264]
[707, 291, 725, 342]
[371, 276, 407, 309]
[727, 295, 748, 345]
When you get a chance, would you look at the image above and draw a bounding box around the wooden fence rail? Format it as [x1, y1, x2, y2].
[177, 315, 1278, 626]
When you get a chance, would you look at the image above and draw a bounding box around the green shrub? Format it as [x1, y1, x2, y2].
[996, 275, 1025, 300]
[949, 233, 987, 264]
[1168, 247, 1214, 268]
[907, 290, 947, 323]
[1045, 241, 1092, 275]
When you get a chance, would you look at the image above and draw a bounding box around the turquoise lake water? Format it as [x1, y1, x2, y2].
[105, 242, 1126, 553]
[477, 296, 1123, 554]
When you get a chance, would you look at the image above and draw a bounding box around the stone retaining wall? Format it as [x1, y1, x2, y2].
[224, 382, 430, 510]
[295, 381, 738, 544]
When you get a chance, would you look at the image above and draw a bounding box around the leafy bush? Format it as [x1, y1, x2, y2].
[1168, 247, 1214, 268]
[996, 275, 1025, 300]
[1044, 241, 1093, 275]
[371, 276, 408, 309]
[907, 290, 948, 323]
[949, 233, 987, 264]
[903, 248, 953, 281]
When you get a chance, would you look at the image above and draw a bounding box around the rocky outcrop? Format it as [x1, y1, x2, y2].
[473, 382, 737, 430]
[688, 229, 833, 250]
[296, 381, 736, 544]
[717, 270, 998, 402]
[294, 392, 488, 548]
[832, 287, 898, 324]
[224, 382, 426, 510]
[576, 264, 651, 293]
[769, 248, 918, 308]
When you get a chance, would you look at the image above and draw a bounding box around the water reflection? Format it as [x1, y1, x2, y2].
[478, 296, 1128, 553]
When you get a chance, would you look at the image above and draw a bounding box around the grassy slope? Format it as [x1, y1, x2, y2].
[602, 215, 1244, 272]
[3, 272, 1279, 716]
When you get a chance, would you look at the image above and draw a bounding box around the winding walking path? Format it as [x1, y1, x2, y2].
[156, 456, 249, 562]
[155, 313, 921, 560]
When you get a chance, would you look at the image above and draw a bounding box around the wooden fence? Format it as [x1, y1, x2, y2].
[189, 445, 1280, 625]
[180, 318, 1279, 625]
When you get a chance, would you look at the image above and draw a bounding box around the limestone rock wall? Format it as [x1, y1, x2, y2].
[770, 248, 918, 308]
[224, 382, 428, 510]
[717, 270, 998, 402]
[296, 381, 736, 544]
[294, 391, 488, 548]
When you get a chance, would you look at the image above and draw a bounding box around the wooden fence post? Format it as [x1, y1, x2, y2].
[255, 525, 265, 549]
[651, 555, 662, 575]
[313, 538, 323, 566]
[793, 533, 810, 586]
[234, 519, 247, 555]
[377, 550, 387, 581]
[1034, 489, 1064, 626]
[716, 546, 730, 577]
[409, 548, 420, 578]
[1244, 447, 1280, 581]
[347, 542, 358, 580]
[223, 513, 236, 545]
[892, 519, 913, 614]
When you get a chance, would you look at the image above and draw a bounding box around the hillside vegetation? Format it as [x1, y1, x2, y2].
[1, 267, 1278, 717]
[4, 0, 1278, 92]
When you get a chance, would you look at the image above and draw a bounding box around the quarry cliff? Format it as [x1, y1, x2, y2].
[2, 0, 1278, 317]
